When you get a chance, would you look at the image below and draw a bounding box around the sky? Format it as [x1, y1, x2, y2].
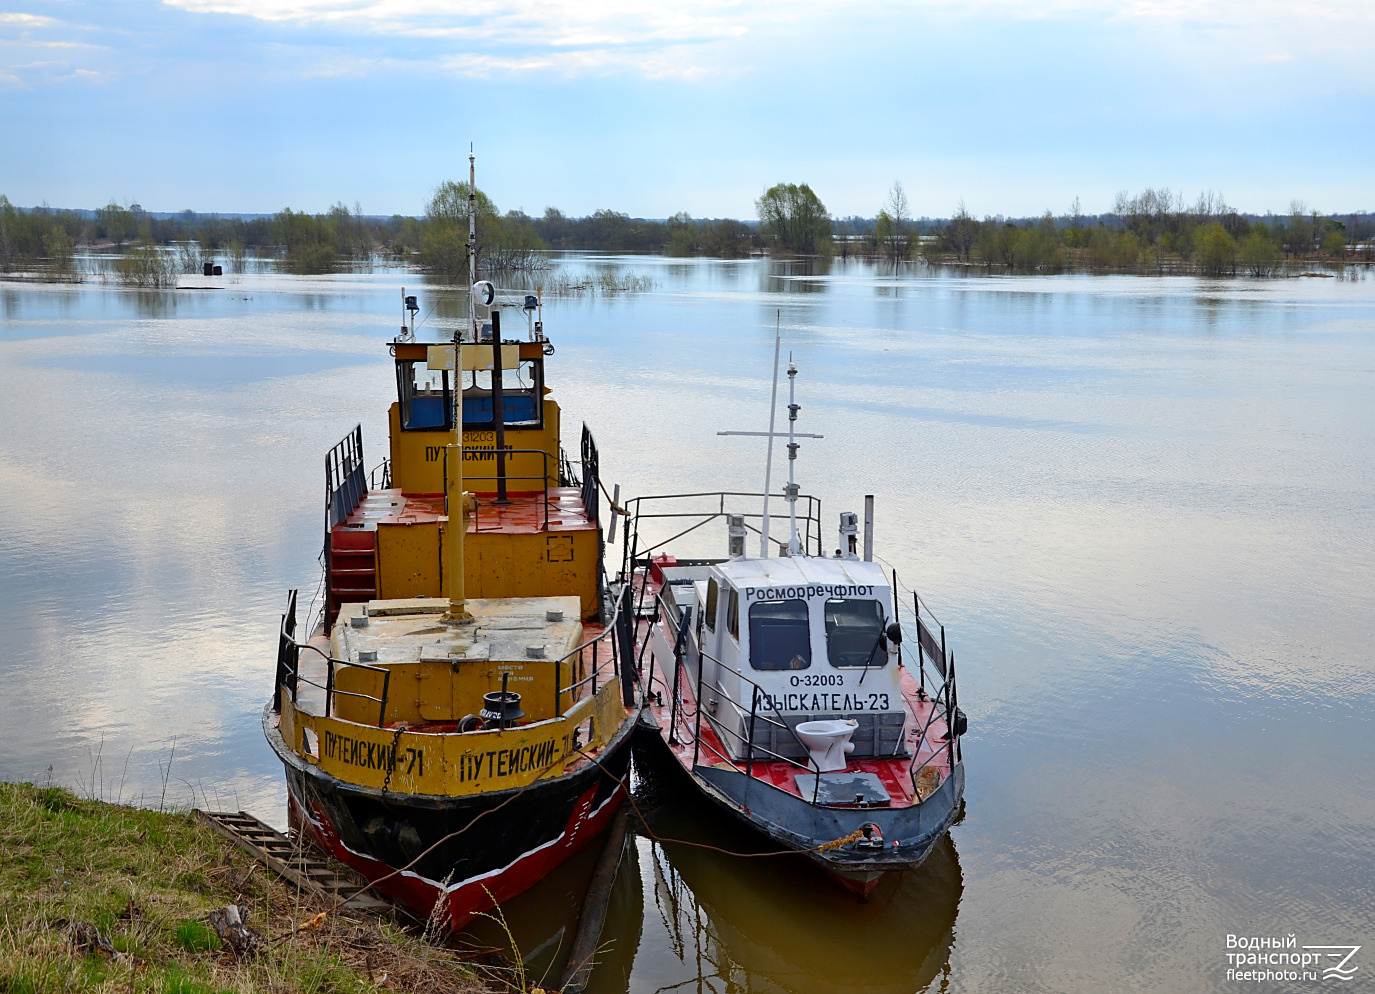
[1, 0, 1372, 219]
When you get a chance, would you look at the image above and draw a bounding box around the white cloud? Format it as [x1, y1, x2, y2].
[0, 12, 60, 28]
[155, 0, 1375, 82]
[160, 0, 767, 78]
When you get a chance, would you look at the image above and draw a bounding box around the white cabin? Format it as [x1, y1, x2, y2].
[657, 554, 908, 763]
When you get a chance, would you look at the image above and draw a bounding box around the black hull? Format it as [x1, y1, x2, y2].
[634, 716, 963, 891]
[265, 704, 633, 927]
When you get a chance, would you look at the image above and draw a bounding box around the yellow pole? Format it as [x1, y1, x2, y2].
[443, 441, 473, 623]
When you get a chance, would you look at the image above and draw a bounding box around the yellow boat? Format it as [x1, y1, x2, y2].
[264, 161, 640, 930]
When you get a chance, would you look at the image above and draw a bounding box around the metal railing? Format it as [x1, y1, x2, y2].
[549, 574, 636, 718]
[273, 589, 299, 713]
[648, 588, 829, 804]
[369, 457, 391, 491]
[274, 591, 392, 727]
[274, 579, 640, 736]
[884, 568, 963, 798]
[580, 424, 600, 525]
[326, 426, 367, 531]
[297, 642, 392, 728]
[619, 491, 824, 577]
[460, 448, 554, 531]
[324, 427, 368, 629]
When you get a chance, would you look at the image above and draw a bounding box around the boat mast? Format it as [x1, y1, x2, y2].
[719, 345, 821, 557]
[467, 147, 478, 341]
[784, 357, 803, 556]
[444, 149, 478, 625]
[759, 313, 781, 558]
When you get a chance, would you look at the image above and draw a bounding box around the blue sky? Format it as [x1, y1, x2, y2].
[1, 0, 1372, 219]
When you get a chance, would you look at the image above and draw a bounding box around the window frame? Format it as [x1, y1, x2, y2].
[395, 359, 453, 433]
[460, 357, 545, 431]
[823, 597, 889, 669]
[704, 579, 718, 633]
[746, 598, 813, 671]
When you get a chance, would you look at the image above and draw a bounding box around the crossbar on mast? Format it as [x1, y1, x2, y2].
[718, 345, 818, 558]
[717, 431, 824, 438]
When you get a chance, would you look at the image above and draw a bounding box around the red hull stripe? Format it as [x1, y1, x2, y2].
[287, 779, 623, 927]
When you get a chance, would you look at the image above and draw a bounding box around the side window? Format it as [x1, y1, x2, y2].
[748, 599, 812, 670]
[704, 579, 718, 633]
[824, 598, 887, 667]
[396, 360, 452, 432]
[726, 588, 739, 640]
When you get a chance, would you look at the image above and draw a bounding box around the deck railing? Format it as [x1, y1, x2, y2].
[369, 457, 391, 491]
[579, 424, 600, 526]
[273, 579, 641, 734]
[274, 589, 393, 726]
[273, 589, 299, 714]
[325, 426, 367, 531]
[300, 643, 392, 727]
[619, 491, 824, 578]
[550, 574, 637, 719]
[461, 448, 553, 530]
[646, 588, 828, 803]
[885, 568, 964, 797]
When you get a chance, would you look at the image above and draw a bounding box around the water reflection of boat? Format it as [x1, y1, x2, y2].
[628, 348, 967, 896]
[458, 819, 643, 992]
[262, 155, 641, 931]
[601, 756, 962, 994]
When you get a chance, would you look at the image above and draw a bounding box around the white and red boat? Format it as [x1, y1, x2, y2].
[625, 354, 967, 896]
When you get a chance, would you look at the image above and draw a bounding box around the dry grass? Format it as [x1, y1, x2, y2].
[0, 782, 489, 994]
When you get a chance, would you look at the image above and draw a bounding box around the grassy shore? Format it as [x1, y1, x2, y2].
[0, 782, 486, 994]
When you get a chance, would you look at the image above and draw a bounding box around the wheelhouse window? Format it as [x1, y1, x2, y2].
[704, 579, 718, 633]
[748, 599, 811, 671]
[462, 359, 543, 430]
[824, 598, 887, 668]
[395, 361, 452, 432]
[726, 588, 739, 640]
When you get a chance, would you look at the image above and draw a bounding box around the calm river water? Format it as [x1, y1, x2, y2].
[2, 257, 1372, 992]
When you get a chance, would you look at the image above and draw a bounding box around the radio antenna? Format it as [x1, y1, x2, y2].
[718, 312, 822, 557]
[467, 145, 477, 341]
[760, 312, 781, 557]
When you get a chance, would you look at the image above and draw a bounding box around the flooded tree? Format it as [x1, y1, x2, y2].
[875, 181, 912, 260]
[756, 182, 831, 255]
[1241, 228, 1281, 276]
[421, 181, 542, 277]
[42, 225, 77, 282]
[942, 201, 978, 262]
[1195, 223, 1238, 276]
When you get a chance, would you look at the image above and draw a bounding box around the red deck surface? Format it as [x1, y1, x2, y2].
[336, 487, 599, 535]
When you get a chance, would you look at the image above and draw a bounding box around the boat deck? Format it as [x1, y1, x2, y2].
[335, 487, 599, 535]
[295, 617, 614, 726]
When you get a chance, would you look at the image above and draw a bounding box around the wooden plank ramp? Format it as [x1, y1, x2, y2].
[195, 810, 396, 915]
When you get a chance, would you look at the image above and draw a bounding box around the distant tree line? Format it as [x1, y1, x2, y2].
[3, 184, 1371, 283]
[930, 190, 1369, 275]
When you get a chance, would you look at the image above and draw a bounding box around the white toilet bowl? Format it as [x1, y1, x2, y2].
[795, 719, 859, 772]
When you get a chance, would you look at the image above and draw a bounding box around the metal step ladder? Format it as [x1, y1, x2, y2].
[195, 810, 395, 915]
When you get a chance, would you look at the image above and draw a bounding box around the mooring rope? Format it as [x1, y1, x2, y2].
[270, 724, 872, 946]
[572, 747, 873, 860]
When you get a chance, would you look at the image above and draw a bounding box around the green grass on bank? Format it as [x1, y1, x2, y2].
[0, 782, 486, 994]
